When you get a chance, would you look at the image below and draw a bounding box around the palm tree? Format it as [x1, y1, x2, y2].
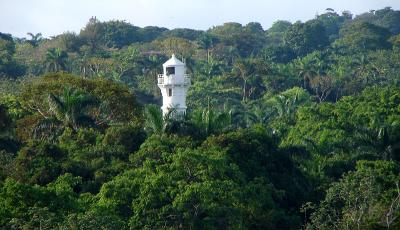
[144, 104, 164, 135]
[353, 54, 369, 77]
[144, 104, 183, 135]
[191, 104, 231, 136]
[45, 48, 69, 72]
[269, 87, 307, 120]
[297, 59, 317, 89]
[352, 54, 382, 85]
[26, 32, 43, 47]
[199, 57, 223, 79]
[230, 103, 267, 128]
[354, 120, 400, 161]
[34, 87, 99, 139]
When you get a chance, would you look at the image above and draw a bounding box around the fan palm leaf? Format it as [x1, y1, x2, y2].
[35, 86, 99, 139]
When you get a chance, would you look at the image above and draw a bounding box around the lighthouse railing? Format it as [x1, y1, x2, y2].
[158, 74, 190, 85]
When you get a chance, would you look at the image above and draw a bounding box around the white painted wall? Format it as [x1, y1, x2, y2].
[158, 55, 190, 116]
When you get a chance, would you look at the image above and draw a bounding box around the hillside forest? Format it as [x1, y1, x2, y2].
[1, 7, 400, 229]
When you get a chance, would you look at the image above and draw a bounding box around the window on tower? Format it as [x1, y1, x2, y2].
[166, 67, 175, 75]
[168, 88, 172, 97]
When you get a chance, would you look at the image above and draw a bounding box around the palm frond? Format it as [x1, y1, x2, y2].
[144, 105, 164, 135]
[33, 117, 63, 141]
[48, 93, 65, 117]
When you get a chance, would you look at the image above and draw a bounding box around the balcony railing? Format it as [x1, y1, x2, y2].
[158, 74, 190, 85]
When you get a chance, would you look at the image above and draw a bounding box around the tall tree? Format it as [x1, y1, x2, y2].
[333, 21, 391, 53]
[283, 20, 329, 57]
[79, 17, 105, 53]
[232, 59, 257, 102]
[44, 48, 68, 72]
[197, 34, 218, 63]
[0, 33, 24, 78]
[309, 160, 400, 230]
[102, 20, 140, 48]
[35, 86, 98, 138]
[354, 7, 400, 35]
[191, 105, 231, 137]
[26, 33, 43, 47]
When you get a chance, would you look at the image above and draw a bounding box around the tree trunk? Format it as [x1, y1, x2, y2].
[242, 77, 247, 102]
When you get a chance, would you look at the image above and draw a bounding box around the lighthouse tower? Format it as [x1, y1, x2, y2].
[157, 54, 191, 116]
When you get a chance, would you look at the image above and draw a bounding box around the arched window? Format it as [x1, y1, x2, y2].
[168, 88, 172, 97]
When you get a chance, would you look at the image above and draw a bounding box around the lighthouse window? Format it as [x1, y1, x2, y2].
[166, 67, 175, 75]
[168, 88, 173, 97]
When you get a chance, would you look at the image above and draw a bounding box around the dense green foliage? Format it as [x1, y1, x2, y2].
[1, 7, 400, 229]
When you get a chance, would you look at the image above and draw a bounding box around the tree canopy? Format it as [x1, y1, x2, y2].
[1, 6, 400, 229]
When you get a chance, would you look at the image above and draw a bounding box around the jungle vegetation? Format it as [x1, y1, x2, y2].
[1, 7, 400, 229]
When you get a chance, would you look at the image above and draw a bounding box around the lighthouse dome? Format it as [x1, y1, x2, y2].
[162, 54, 186, 78]
[163, 54, 185, 67]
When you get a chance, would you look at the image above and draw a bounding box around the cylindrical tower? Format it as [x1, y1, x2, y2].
[157, 54, 191, 116]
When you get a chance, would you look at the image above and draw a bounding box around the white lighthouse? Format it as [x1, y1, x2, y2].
[157, 54, 191, 116]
